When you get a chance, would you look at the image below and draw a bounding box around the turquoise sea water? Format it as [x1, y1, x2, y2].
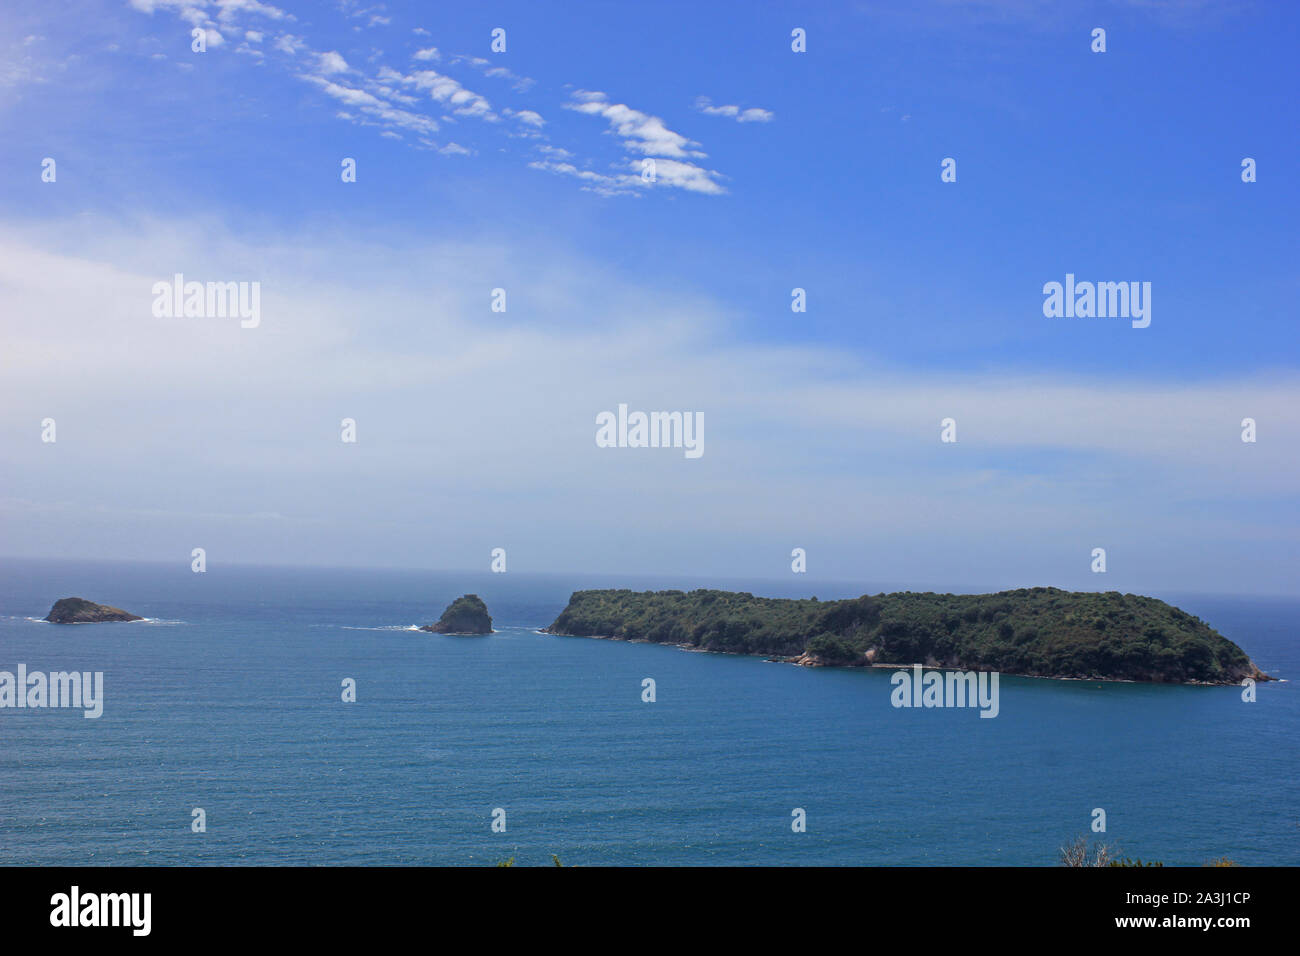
[0, 559, 1295, 866]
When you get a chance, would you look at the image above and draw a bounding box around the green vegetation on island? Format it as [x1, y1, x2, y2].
[44, 597, 143, 624]
[421, 594, 493, 635]
[544, 587, 1267, 685]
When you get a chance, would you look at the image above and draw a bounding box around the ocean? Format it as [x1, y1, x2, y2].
[1, 558, 1295, 866]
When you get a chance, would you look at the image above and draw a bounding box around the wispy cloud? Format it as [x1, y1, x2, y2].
[3, 219, 1295, 588]
[337, 0, 390, 29]
[693, 96, 774, 123]
[631, 157, 726, 195]
[451, 54, 535, 92]
[559, 91, 727, 195]
[527, 159, 637, 198]
[124, 2, 730, 196]
[504, 107, 544, 128]
[301, 74, 440, 136]
[273, 33, 306, 54]
[391, 68, 496, 120]
[128, 0, 293, 29]
[566, 90, 703, 158]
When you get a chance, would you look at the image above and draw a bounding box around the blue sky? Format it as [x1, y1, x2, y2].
[1, 1, 1297, 594]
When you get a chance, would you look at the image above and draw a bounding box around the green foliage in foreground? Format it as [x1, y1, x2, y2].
[546, 587, 1262, 684]
[1107, 857, 1166, 867]
[1061, 835, 1236, 867]
[495, 855, 568, 867]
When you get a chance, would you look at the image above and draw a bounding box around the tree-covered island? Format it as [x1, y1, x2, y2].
[544, 587, 1267, 685]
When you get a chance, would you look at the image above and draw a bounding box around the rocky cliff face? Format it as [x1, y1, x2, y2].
[45, 597, 143, 624]
[421, 594, 493, 635]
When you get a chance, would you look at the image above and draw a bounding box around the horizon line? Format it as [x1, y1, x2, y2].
[1, 554, 1296, 602]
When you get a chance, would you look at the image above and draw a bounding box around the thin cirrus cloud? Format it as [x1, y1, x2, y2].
[124, 3, 749, 197]
[300, 74, 441, 137]
[529, 156, 727, 198]
[450, 54, 536, 92]
[128, 1, 501, 146]
[539, 90, 727, 196]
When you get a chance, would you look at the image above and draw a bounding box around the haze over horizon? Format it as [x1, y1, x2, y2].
[2, 1, 1297, 596]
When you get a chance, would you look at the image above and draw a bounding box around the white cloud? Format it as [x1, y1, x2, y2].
[504, 108, 544, 128]
[394, 68, 495, 120]
[128, 0, 207, 27]
[452, 54, 535, 91]
[213, 0, 292, 23]
[131, 0, 293, 29]
[371, 83, 417, 105]
[565, 90, 704, 159]
[124, 1, 725, 198]
[299, 76, 380, 107]
[556, 92, 729, 195]
[301, 75, 439, 135]
[627, 157, 726, 195]
[316, 50, 350, 74]
[528, 160, 639, 198]
[273, 33, 306, 54]
[694, 96, 774, 123]
[2, 221, 1295, 592]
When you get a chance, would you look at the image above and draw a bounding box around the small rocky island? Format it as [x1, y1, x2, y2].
[45, 597, 143, 624]
[544, 587, 1270, 685]
[421, 594, 493, 635]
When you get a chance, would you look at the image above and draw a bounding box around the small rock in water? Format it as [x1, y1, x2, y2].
[44, 597, 144, 624]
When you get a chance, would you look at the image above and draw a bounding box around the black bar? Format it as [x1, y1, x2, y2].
[0, 865, 1281, 942]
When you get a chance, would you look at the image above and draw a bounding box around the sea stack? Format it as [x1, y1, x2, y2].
[44, 597, 143, 624]
[421, 594, 493, 635]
